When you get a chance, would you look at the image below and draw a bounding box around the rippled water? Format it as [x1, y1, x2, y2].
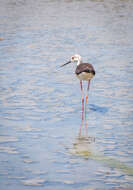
[0, 0, 133, 189]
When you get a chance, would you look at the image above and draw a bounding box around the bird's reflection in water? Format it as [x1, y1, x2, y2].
[70, 117, 133, 175]
[72, 118, 95, 159]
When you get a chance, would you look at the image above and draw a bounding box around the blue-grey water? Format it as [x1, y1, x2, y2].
[0, 0, 133, 189]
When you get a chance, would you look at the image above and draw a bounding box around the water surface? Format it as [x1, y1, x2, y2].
[0, 0, 133, 189]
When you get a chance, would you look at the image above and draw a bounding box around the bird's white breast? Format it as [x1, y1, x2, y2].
[76, 72, 94, 81]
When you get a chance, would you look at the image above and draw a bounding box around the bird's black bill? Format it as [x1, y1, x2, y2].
[60, 61, 71, 67]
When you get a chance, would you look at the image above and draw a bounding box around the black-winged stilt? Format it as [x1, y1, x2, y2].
[60, 54, 95, 119]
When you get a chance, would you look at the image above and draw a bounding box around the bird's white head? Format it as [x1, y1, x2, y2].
[71, 54, 82, 65]
[60, 54, 82, 67]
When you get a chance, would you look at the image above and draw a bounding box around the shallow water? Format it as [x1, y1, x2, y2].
[0, 0, 133, 189]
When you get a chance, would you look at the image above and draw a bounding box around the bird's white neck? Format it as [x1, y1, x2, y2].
[77, 60, 82, 66]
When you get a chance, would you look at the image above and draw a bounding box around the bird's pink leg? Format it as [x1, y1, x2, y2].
[80, 80, 84, 120]
[85, 80, 90, 120]
[79, 117, 83, 137]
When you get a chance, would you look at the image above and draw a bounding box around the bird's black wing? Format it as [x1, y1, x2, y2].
[75, 63, 95, 75]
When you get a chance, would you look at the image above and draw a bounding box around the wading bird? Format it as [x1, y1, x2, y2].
[60, 54, 95, 119]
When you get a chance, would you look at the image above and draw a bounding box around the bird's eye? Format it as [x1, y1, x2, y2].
[72, 56, 74, 60]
